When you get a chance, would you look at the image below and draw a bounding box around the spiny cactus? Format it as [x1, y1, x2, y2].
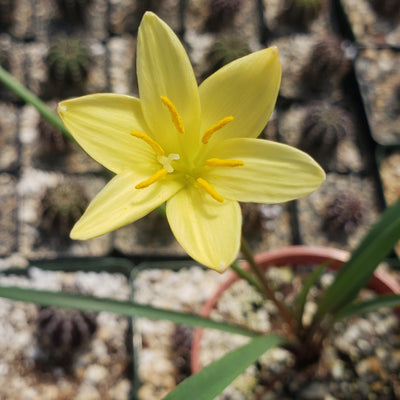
[206, 35, 250, 75]
[279, 0, 324, 28]
[48, 37, 90, 86]
[40, 183, 88, 240]
[36, 306, 97, 363]
[323, 191, 364, 235]
[206, 0, 243, 31]
[298, 102, 354, 164]
[170, 325, 193, 384]
[302, 36, 351, 91]
[56, 0, 91, 24]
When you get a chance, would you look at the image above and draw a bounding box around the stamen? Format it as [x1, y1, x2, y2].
[130, 131, 165, 156]
[202, 116, 234, 144]
[135, 168, 168, 189]
[205, 158, 244, 167]
[161, 96, 185, 134]
[196, 178, 224, 203]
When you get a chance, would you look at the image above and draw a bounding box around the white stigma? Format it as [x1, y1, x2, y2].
[158, 153, 180, 173]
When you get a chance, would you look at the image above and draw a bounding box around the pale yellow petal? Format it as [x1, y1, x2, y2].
[199, 47, 281, 145]
[58, 94, 155, 174]
[71, 171, 183, 240]
[202, 138, 325, 203]
[137, 12, 201, 155]
[166, 185, 241, 272]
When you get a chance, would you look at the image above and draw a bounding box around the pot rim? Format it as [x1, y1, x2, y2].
[191, 245, 400, 374]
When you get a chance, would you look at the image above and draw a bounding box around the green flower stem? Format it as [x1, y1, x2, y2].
[0, 65, 73, 141]
[231, 261, 263, 293]
[240, 237, 296, 336]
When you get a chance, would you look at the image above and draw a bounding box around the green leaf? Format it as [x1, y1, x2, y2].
[294, 263, 326, 329]
[315, 197, 400, 320]
[162, 335, 285, 400]
[335, 294, 400, 321]
[0, 286, 258, 337]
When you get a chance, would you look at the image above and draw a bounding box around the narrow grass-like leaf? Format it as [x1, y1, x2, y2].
[315, 198, 400, 320]
[335, 294, 400, 321]
[162, 335, 285, 400]
[294, 263, 326, 329]
[0, 65, 72, 140]
[0, 286, 259, 337]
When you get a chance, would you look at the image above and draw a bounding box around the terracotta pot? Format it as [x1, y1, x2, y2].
[191, 245, 400, 374]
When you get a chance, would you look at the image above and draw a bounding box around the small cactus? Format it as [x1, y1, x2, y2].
[206, 0, 243, 31]
[298, 102, 354, 164]
[206, 35, 250, 75]
[48, 37, 90, 86]
[36, 306, 97, 363]
[40, 183, 88, 240]
[56, 0, 91, 24]
[170, 325, 193, 384]
[323, 191, 364, 235]
[279, 0, 324, 28]
[302, 36, 351, 91]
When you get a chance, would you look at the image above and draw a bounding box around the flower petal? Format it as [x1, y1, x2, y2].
[71, 171, 183, 240]
[137, 12, 201, 154]
[203, 138, 325, 203]
[58, 94, 155, 174]
[199, 47, 281, 145]
[166, 185, 241, 272]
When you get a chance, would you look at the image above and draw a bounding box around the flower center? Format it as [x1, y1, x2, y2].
[131, 96, 244, 202]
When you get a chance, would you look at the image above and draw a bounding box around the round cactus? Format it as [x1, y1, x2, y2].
[279, 0, 324, 28]
[323, 191, 364, 235]
[171, 325, 193, 383]
[56, 0, 91, 24]
[298, 102, 354, 164]
[206, 0, 243, 31]
[213, 0, 242, 17]
[48, 37, 90, 86]
[206, 35, 250, 75]
[40, 183, 88, 240]
[36, 306, 97, 363]
[302, 36, 351, 91]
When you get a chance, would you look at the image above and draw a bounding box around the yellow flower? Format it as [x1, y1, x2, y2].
[58, 12, 325, 272]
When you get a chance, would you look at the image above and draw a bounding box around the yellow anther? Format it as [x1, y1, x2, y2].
[161, 96, 185, 134]
[196, 178, 224, 203]
[202, 116, 234, 144]
[135, 168, 168, 189]
[130, 131, 165, 156]
[205, 158, 244, 167]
